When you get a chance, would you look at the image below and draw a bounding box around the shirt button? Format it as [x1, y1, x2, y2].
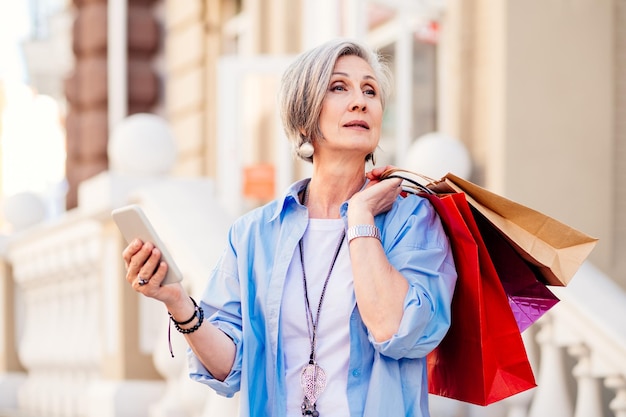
[351, 369, 361, 377]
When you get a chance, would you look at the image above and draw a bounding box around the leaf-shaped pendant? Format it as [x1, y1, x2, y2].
[300, 363, 327, 405]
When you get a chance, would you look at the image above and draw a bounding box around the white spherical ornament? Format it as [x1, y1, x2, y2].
[403, 132, 472, 179]
[2, 192, 46, 231]
[108, 113, 177, 175]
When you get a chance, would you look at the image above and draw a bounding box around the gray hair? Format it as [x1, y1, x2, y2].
[278, 38, 392, 163]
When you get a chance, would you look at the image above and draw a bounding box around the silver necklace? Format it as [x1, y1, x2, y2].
[299, 183, 346, 416]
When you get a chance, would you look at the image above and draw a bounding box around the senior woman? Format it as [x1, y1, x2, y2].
[123, 38, 457, 417]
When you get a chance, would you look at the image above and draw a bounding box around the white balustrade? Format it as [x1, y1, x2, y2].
[7, 216, 104, 417]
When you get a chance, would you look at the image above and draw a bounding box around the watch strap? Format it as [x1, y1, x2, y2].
[347, 224, 381, 243]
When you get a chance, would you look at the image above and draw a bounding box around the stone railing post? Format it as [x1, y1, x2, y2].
[569, 344, 603, 417]
[606, 376, 626, 417]
[527, 315, 574, 417]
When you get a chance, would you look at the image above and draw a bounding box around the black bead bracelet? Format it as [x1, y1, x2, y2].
[169, 296, 200, 326]
[169, 296, 204, 333]
[167, 297, 205, 357]
[174, 304, 204, 334]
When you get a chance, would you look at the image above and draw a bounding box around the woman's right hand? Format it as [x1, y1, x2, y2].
[122, 238, 186, 305]
[123, 239, 236, 380]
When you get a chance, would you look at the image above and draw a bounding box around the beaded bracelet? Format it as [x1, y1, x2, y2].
[169, 297, 204, 333]
[168, 297, 200, 326]
[167, 297, 205, 357]
[174, 304, 204, 334]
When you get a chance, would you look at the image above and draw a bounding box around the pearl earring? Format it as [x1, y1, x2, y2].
[298, 142, 314, 158]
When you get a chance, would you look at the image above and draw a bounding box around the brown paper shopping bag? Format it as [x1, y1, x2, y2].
[433, 173, 599, 286]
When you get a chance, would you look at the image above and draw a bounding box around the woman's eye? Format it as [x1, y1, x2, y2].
[364, 88, 376, 97]
[331, 85, 346, 92]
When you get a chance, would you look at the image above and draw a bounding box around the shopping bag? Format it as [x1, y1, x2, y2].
[419, 192, 537, 405]
[471, 205, 560, 332]
[383, 168, 563, 330]
[433, 173, 598, 286]
[383, 168, 598, 286]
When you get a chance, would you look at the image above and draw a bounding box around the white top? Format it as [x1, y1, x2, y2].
[281, 218, 355, 416]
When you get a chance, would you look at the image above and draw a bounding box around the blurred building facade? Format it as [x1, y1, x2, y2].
[1, 0, 625, 416]
[84, 0, 622, 287]
[48, 0, 624, 286]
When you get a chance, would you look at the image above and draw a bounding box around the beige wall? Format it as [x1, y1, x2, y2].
[504, 0, 614, 278]
[165, 0, 209, 177]
[165, 0, 301, 180]
[614, 0, 626, 285]
[442, 0, 617, 284]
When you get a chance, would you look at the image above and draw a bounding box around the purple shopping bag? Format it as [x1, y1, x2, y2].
[471, 206, 559, 332]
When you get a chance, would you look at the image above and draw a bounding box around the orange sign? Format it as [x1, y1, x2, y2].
[416, 21, 439, 45]
[243, 164, 275, 200]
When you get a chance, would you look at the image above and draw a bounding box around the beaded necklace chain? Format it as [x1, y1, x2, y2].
[299, 183, 346, 416]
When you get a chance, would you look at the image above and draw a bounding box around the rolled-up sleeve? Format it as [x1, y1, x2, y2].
[187, 230, 244, 397]
[372, 195, 457, 360]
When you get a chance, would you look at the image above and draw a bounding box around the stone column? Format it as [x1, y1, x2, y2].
[127, 0, 160, 115]
[64, 0, 160, 210]
[64, 0, 110, 209]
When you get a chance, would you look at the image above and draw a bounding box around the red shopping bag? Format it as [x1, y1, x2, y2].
[421, 192, 537, 405]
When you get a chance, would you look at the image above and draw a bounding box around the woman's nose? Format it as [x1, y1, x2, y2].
[349, 91, 367, 111]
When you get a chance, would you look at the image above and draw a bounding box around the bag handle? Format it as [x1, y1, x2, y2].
[379, 168, 437, 195]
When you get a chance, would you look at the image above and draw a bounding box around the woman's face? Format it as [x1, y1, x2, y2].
[317, 55, 383, 161]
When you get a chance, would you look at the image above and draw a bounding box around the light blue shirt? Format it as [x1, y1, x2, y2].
[188, 179, 457, 417]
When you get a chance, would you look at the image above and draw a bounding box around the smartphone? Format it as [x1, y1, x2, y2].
[111, 204, 184, 285]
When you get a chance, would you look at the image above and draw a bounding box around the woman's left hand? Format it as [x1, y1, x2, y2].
[349, 165, 402, 220]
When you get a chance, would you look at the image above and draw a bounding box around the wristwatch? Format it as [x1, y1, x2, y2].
[347, 224, 381, 243]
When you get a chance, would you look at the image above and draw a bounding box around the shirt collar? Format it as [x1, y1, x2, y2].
[269, 178, 310, 222]
[269, 177, 371, 222]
